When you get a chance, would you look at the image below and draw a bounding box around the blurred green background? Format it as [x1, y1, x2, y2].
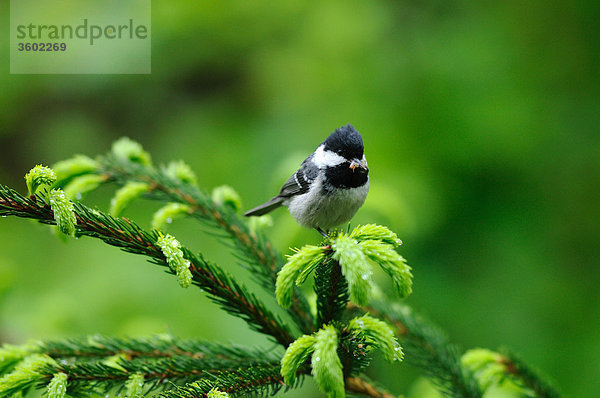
[1, 1, 598, 396]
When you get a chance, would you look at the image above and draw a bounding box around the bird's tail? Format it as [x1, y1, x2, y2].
[244, 197, 284, 217]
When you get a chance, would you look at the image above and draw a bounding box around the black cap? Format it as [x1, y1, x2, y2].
[323, 124, 364, 160]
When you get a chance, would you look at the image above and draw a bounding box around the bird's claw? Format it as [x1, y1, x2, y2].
[316, 227, 329, 238]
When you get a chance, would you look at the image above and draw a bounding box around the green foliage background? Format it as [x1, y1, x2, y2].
[0, 1, 598, 396]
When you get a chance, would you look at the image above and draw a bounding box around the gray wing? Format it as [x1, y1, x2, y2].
[244, 158, 318, 217]
[277, 160, 318, 198]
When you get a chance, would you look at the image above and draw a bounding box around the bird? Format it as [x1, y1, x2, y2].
[244, 124, 369, 237]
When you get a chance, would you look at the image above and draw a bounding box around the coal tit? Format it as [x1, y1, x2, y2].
[244, 124, 369, 236]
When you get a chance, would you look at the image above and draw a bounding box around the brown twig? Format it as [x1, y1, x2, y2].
[346, 376, 400, 398]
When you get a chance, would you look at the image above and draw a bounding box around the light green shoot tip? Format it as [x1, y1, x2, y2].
[281, 325, 345, 397]
[348, 315, 403, 362]
[359, 240, 413, 298]
[277, 224, 411, 311]
[280, 334, 316, 386]
[46, 372, 68, 398]
[331, 225, 413, 302]
[247, 214, 273, 235]
[332, 234, 373, 306]
[276, 245, 325, 308]
[25, 165, 57, 196]
[312, 325, 345, 398]
[63, 174, 105, 201]
[350, 224, 402, 247]
[156, 234, 193, 288]
[47, 189, 77, 237]
[125, 372, 144, 397]
[152, 203, 191, 231]
[109, 182, 150, 217]
[165, 160, 197, 186]
[0, 354, 56, 395]
[211, 185, 242, 212]
[461, 348, 506, 392]
[52, 155, 98, 181]
[207, 387, 230, 398]
[0, 343, 40, 374]
[111, 137, 152, 165]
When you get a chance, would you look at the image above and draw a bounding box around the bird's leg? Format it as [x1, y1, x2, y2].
[316, 227, 329, 238]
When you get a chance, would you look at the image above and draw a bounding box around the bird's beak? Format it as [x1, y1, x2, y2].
[349, 158, 369, 172]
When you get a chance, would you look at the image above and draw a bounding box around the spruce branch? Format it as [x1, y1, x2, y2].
[49, 355, 279, 394]
[154, 351, 391, 398]
[499, 349, 561, 398]
[280, 322, 390, 398]
[0, 142, 563, 398]
[37, 335, 277, 363]
[26, 355, 282, 396]
[276, 225, 412, 315]
[314, 257, 349, 327]
[0, 184, 295, 347]
[335, 325, 373, 383]
[90, 153, 313, 333]
[365, 301, 482, 398]
[0, 354, 55, 396]
[159, 362, 290, 398]
[1, 337, 282, 396]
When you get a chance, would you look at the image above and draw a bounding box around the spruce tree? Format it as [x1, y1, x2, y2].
[0, 138, 560, 397]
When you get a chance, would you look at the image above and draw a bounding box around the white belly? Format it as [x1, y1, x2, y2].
[286, 177, 369, 230]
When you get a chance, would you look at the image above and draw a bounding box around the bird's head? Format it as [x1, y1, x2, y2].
[316, 123, 368, 171]
[323, 124, 364, 161]
[314, 124, 369, 188]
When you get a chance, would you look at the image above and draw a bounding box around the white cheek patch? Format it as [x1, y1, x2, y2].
[313, 145, 346, 168]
